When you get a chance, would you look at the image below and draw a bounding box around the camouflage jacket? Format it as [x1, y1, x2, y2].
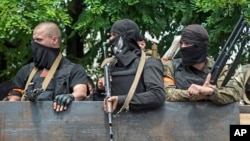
[162, 57, 243, 104]
[234, 64, 250, 104]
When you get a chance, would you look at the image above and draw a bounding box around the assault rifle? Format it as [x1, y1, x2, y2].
[102, 46, 114, 141]
[210, 15, 249, 86]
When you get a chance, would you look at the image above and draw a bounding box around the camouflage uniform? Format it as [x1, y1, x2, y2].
[234, 64, 250, 104]
[163, 56, 243, 104]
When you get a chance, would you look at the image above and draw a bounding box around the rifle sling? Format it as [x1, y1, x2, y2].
[101, 56, 116, 68]
[21, 53, 62, 101]
[116, 50, 146, 115]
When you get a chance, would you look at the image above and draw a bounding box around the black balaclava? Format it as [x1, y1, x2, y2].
[32, 41, 60, 69]
[180, 24, 209, 66]
[109, 19, 143, 66]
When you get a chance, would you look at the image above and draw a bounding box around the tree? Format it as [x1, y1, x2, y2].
[74, 0, 250, 77]
[189, 0, 250, 63]
[0, 0, 249, 82]
[0, 0, 71, 81]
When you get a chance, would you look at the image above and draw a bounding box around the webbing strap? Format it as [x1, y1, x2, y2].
[21, 67, 38, 101]
[115, 50, 146, 115]
[42, 53, 62, 90]
[21, 53, 62, 101]
[101, 56, 116, 68]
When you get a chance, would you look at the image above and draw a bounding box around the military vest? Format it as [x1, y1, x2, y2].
[172, 59, 207, 89]
[110, 57, 145, 96]
[26, 58, 74, 101]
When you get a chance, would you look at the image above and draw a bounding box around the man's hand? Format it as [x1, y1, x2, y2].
[53, 94, 75, 112]
[187, 73, 215, 97]
[8, 95, 21, 101]
[97, 77, 112, 91]
[97, 77, 105, 90]
[103, 96, 118, 112]
[202, 73, 216, 90]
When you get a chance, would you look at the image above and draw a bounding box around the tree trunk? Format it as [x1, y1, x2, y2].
[66, 0, 84, 58]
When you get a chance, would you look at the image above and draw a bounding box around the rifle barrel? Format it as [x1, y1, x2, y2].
[210, 16, 247, 85]
[103, 46, 114, 141]
[221, 21, 249, 86]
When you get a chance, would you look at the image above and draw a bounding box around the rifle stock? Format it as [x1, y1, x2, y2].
[103, 46, 114, 141]
[162, 35, 181, 62]
[210, 15, 249, 86]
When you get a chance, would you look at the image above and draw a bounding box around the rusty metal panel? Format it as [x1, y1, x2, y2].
[0, 101, 239, 141]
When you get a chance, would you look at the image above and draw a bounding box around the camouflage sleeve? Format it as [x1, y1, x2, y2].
[162, 60, 190, 101]
[208, 66, 243, 104]
[243, 64, 250, 103]
[230, 64, 250, 104]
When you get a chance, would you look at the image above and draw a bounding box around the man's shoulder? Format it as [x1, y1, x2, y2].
[145, 56, 161, 62]
[64, 58, 86, 70]
[162, 58, 181, 69]
[18, 63, 34, 71]
[61, 58, 76, 67]
[144, 56, 163, 67]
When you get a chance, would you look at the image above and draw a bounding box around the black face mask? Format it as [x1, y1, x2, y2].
[108, 35, 138, 67]
[109, 36, 126, 55]
[32, 42, 60, 69]
[180, 45, 207, 66]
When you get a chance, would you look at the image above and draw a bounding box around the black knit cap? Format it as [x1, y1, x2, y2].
[179, 24, 209, 66]
[180, 24, 209, 47]
[110, 19, 143, 42]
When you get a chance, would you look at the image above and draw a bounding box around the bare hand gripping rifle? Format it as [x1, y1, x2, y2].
[210, 15, 249, 86]
[102, 46, 114, 141]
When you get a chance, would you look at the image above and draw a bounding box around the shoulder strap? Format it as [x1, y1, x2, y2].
[115, 50, 146, 115]
[21, 53, 62, 101]
[101, 56, 116, 68]
[243, 68, 250, 104]
[42, 53, 62, 90]
[21, 67, 38, 101]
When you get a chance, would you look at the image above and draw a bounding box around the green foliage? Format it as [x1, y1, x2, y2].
[190, 0, 250, 63]
[75, 0, 182, 70]
[74, 0, 250, 78]
[0, 0, 250, 81]
[0, 0, 71, 81]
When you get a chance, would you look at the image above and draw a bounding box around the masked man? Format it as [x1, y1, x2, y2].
[163, 24, 242, 104]
[94, 19, 165, 112]
[7, 22, 88, 112]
